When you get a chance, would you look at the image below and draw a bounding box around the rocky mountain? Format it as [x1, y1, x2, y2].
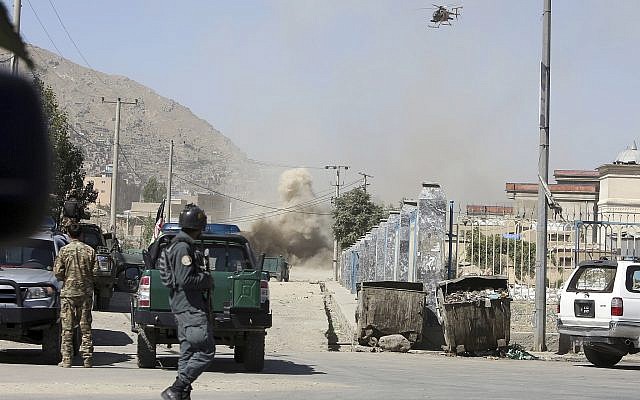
[23, 45, 257, 200]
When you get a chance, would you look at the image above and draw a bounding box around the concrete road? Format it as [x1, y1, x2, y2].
[0, 349, 639, 400]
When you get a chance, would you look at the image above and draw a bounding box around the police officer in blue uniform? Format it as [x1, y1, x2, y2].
[162, 204, 215, 400]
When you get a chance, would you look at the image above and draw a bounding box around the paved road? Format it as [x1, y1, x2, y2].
[2, 279, 638, 399]
[0, 349, 639, 400]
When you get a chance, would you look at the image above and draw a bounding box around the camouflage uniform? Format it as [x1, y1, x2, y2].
[54, 239, 98, 367]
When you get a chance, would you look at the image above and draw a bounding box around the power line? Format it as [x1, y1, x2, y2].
[248, 159, 326, 170]
[118, 144, 145, 182]
[47, 0, 92, 69]
[26, 0, 65, 57]
[220, 179, 363, 224]
[173, 174, 332, 216]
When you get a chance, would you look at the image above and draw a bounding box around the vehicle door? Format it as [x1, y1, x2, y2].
[204, 241, 252, 313]
[560, 262, 617, 330]
[622, 264, 640, 322]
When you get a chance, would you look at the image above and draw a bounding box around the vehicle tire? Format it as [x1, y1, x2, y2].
[137, 327, 157, 369]
[243, 332, 265, 372]
[584, 345, 623, 367]
[42, 323, 62, 364]
[234, 346, 245, 363]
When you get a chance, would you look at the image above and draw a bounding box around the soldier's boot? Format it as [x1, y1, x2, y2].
[58, 358, 72, 368]
[160, 387, 190, 400]
[83, 357, 93, 368]
[161, 378, 191, 400]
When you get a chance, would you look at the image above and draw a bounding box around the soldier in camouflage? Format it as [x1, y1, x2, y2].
[54, 223, 98, 368]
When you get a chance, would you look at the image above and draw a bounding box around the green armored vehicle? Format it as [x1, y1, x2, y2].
[131, 223, 272, 372]
[78, 223, 117, 310]
[262, 255, 290, 282]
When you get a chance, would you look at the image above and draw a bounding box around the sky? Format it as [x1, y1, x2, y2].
[5, 0, 640, 207]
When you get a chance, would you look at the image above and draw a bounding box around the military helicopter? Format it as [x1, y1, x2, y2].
[425, 4, 462, 28]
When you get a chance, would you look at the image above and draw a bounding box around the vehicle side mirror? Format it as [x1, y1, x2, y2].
[0, 72, 49, 244]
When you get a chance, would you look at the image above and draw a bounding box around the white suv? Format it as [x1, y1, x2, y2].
[557, 259, 640, 367]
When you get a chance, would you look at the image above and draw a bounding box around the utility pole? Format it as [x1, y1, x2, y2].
[447, 200, 454, 280]
[325, 164, 349, 281]
[358, 172, 373, 193]
[10, 0, 21, 75]
[166, 140, 174, 223]
[102, 97, 138, 232]
[535, 0, 551, 352]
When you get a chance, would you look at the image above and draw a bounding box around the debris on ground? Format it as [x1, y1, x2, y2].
[503, 344, 539, 360]
[378, 334, 411, 353]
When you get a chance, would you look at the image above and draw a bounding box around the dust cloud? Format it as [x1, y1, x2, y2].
[245, 168, 332, 268]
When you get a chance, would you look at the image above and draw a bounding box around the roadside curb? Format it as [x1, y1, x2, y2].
[321, 281, 357, 348]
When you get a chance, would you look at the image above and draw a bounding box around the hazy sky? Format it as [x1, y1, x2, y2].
[6, 0, 640, 206]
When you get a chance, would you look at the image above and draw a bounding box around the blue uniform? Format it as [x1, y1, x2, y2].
[167, 231, 215, 387]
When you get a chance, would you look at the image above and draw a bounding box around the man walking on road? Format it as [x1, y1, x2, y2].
[54, 223, 98, 368]
[161, 204, 215, 400]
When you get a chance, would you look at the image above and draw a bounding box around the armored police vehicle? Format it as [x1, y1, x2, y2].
[0, 228, 79, 363]
[78, 223, 117, 310]
[131, 223, 272, 372]
[263, 255, 290, 282]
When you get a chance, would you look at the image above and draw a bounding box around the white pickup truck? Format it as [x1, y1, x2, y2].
[557, 259, 640, 367]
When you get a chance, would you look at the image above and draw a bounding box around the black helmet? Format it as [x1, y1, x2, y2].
[179, 203, 207, 230]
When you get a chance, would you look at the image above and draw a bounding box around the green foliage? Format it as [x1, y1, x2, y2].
[142, 177, 166, 203]
[141, 216, 156, 246]
[464, 229, 536, 279]
[332, 187, 385, 249]
[35, 77, 97, 221]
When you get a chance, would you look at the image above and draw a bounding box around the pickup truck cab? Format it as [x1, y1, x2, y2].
[78, 223, 117, 310]
[132, 223, 272, 372]
[0, 229, 74, 363]
[557, 259, 640, 367]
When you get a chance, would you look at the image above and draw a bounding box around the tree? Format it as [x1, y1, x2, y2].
[464, 229, 536, 280]
[332, 187, 385, 249]
[142, 177, 166, 203]
[35, 77, 97, 222]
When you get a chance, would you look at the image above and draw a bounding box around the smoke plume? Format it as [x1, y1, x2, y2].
[246, 168, 332, 268]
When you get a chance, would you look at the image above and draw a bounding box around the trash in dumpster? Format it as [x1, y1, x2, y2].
[443, 288, 510, 305]
[437, 275, 512, 355]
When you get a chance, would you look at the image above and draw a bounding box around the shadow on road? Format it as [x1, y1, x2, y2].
[577, 363, 640, 371]
[92, 350, 133, 366]
[156, 355, 323, 375]
[0, 348, 131, 366]
[92, 328, 134, 346]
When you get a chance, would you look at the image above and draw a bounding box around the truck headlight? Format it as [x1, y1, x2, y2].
[97, 255, 112, 272]
[25, 286, 55, 299]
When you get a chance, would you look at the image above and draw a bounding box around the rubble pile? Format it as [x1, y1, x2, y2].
[444, 288, 510, 305]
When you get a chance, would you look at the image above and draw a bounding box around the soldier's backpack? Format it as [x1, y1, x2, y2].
[156, 247, 175, 289]
[143, 235, 188, 290]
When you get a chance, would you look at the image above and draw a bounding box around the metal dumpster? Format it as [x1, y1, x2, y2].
[356, 281, 425, 345]
[436, 276, 511, 354]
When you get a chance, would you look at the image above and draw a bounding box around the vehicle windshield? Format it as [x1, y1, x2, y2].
[567, 265, 617, 293]
[203, 242, 252, 272]
[81, 228, 105, 249]
[0, 239, 55, 270]
[262, 258, 280, 272]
